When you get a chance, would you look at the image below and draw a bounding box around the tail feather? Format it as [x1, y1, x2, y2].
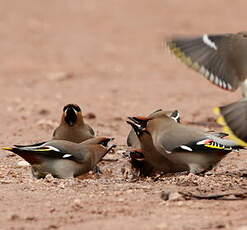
[2, 147, 13, 151]
[213, 101, 247, 147]
[2, 146, 41, 164]
[166, 34, 239, 91]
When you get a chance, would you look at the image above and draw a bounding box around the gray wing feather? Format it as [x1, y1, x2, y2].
[167, 34, 239, 90]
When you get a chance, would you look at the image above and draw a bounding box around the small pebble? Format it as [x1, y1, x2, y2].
[17, 160, 30, 167]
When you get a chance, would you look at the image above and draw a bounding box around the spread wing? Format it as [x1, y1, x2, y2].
[167, 34, 239, 91]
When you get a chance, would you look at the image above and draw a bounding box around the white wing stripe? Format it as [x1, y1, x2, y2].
[198, 65, 231, 90]
[196, 140, 208, 145]
[209, 73, 215, 82]
[180, 145, 193, 151]
[171, 111, 180, 123]
[22, 142, 47, 150]
[222, 81, 227, 89]
[214, 76, 219, 85]
[227, 83, 232, 90]
[63, 154, 72, 158]
[46, 146, 60, 152]
[202, 34, 218, 50]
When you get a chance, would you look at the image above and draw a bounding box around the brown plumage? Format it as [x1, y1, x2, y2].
[129, 111, 241, 174]
[127, 148, 154, 176]
[127, 109, 180, 148]
[3, 137, 115, 179]
[127, 118, 186, 173]
[53, 104, 95, 143]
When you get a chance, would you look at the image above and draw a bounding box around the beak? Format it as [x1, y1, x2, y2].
[127, 116, 149, 127]
[126, 120, 142, 136]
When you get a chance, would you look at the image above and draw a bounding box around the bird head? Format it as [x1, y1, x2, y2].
[126, 120, 146, 137]
[127, 109, 180, 129]
[63, 104, 82, 126]
[128, 116, 149, 128]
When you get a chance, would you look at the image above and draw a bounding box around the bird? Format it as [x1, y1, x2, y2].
[214, 99, 247, 147]
[2, 137, 115, 179]
[128, 111, 242, 174]
[127, 109, 180, 148]
[166, 32, 247, 97]
[126, 109, 180, 175]
[53, 104, 95, 143]
[126, 118, 186, 173]
[125, 148, 155, 177]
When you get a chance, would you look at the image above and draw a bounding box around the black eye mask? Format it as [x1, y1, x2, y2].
[63, 104, 81, 112]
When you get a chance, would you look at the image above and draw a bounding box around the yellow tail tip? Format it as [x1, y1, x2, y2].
[2, 147, 13, 151]
[213, 107, 220, 115]
[212, 106, 247, 147]
[222, 126, 247, 147]
[213, 107, 226, 126]
[216, 116, 226, 126]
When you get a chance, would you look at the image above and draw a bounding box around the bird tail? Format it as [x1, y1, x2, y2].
[2, 146, 27, 155]
[2, 147, 13, 150]
[2, 145, 46, 164]
[213, 101, 247, 147]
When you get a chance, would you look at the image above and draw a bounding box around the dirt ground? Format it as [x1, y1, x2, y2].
[0, 0, 247, 229]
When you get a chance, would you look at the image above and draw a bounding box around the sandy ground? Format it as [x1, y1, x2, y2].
[0, 0, 247, 229]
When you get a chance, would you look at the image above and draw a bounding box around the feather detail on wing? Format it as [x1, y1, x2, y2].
[171, 138, 234, 153]
[166, 34, 239, 91]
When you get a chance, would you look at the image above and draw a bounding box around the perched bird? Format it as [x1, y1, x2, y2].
[127, 109, 180, 148]
[127, 119, 186, 173]
[166, 32, 247, 97]
[129, 111, 241, 174]
[126, 109, 180, 175]
[2, 137, 115, 179]
[214, 99, 247, 146]
[53, 104, 95, 143]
